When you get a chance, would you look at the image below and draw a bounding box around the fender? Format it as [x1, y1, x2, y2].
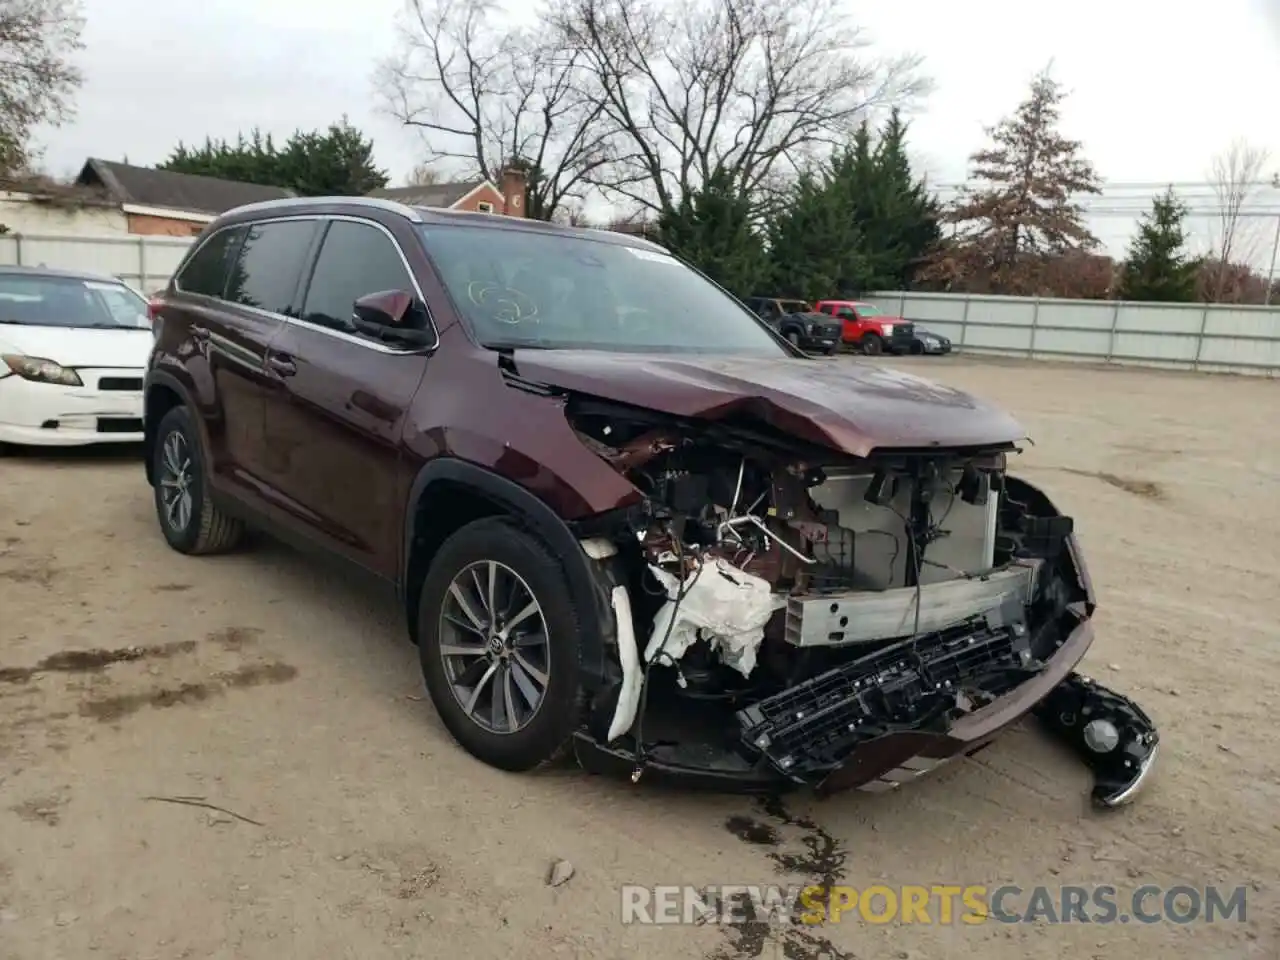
[777, 315, 804, 339]
[142, 369, 204, 487]
[402, 457, 618, 690]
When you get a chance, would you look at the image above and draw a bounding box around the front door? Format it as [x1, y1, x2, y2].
[261, 217, 432, 579]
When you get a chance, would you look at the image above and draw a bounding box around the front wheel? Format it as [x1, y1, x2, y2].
[860, 333, 884, 356]
[786, 330, 801, 347]
[910, 341, 925, 355]
[416, 517, 587, 772]
[151, 406, 243, 554]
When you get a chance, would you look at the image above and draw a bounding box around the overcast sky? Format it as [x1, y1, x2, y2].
[33, 0, 1280, 261]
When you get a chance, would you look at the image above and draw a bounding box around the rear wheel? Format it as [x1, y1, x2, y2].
[786, 330, 801, 347]
[416, 517, 586, 772]
[910, 341, 925, 355]
[152, 406, 243, 554]
[860, 333, 884, 356]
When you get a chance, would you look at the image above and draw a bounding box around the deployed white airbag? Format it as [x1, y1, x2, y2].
[644, 557, 778, 677]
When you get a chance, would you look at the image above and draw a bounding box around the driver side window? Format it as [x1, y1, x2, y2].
[836, 307, 855, 319]
[301, 220, 416, 336]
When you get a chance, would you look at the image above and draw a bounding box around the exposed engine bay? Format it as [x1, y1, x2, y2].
[563, 395, 1159, 806]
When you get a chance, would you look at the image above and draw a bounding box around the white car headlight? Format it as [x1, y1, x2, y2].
[880, 323, 894, 336]
[1, 354, 83, 387]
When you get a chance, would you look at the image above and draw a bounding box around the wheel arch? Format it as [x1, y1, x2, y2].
[402, 458, 618, 691]
[143, 372, 200, 486]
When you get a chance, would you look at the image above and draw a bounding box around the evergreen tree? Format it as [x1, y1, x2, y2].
[937, 67, 1102, 293]
[160, 118, 389, 196]
[658, 170, 768, 299]
[835, 111, 941, 291]
[767, 169, 864, 300]
[1118, 188, 1201, 302]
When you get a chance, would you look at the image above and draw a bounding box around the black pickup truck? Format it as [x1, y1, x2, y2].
[743, 297, 842, 355]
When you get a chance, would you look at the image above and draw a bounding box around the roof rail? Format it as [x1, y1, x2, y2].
[221, 195, 425, 223]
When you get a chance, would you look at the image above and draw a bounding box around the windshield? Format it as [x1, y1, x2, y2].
[0, 275, 149, 329]
[856, 304, 880, 317]
[416, 225, 788, 356]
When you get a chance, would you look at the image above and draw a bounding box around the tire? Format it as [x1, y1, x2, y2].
[416, 516, 586, 772]
[786, 330, 801, 347]
[152, 405, 244, 555]
[860, 333, 884, 356]
[822, 345, 837, 356]
[910, 341, 925, 355]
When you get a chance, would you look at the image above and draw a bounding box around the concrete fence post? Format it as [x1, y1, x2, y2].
[1106, 301, 1121, 362]
[1028, 298, 1041, 358]
[1193, 304, 1211, 370]
[959, 296, 971, 350]
[138, 237, 147, 292]
[14, 234, 22, 266]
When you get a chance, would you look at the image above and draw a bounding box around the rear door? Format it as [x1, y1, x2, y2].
[260, 216, 434, 578]
[195, 218, 320, 506]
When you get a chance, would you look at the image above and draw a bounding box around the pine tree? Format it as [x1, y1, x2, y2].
[767, 169, 864, 300]
[851, 110, 941, 289]
[1118, 188, 1201, 302]
[938, 67, 1102, 294]
[658, 169, 768, 299]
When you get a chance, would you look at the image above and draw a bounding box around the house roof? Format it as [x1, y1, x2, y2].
[366, 180, 491, 209]
[75, 159, 296, 215]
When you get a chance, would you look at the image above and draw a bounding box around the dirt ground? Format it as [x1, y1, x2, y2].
[1, 356, 1277, 960]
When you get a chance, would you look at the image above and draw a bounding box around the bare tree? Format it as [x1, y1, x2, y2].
[549, 0, 926, 216]
[375, 0, 610, 220]
[1206, 138, 1271, 301]
[404, 161, 443, 186]
[0, 0, 84, 176]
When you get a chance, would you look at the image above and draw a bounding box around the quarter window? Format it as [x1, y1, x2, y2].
[301, 220, 416, 333]
[225, 220, 318, 316]
[175, 226, 244, 298]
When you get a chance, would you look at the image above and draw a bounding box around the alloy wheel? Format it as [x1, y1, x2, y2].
[158, 430, 194, 533]
[438, 560, 551, 735]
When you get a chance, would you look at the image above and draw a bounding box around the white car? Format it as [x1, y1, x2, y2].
[0, 266, 154, 447]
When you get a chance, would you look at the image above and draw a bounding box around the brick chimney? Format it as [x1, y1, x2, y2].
[500, 165, 527, 217]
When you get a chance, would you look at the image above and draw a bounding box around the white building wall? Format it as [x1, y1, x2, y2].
[0, 194, 130, 236]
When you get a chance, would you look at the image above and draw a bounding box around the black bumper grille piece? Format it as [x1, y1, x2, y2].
[737, 613, 1034, 776]
[98, 376, 143, 391]
[97, 418, 143, 434]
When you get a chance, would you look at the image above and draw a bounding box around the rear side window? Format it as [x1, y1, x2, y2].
[175, 226, 244, 298]
[300, 220, 415, 332]
[226, 220, 319, 316]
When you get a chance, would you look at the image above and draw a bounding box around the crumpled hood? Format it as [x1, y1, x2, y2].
[0, 324, 152, 369]
[510, 350, 1026, 457]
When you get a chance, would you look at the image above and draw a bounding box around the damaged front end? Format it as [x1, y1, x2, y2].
[562, 395, 1159, 808]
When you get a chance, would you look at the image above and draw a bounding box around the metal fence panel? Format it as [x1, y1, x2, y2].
[872, 291, 1280, 376]
[0, 232, 195, 292]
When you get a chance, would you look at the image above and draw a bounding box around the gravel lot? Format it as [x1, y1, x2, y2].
[1, 356, 1277, 960]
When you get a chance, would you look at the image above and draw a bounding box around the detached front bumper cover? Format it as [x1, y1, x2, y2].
[1034, 672, 1159, 807]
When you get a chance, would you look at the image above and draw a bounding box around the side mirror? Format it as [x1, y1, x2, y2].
[351, 290, 434, 347]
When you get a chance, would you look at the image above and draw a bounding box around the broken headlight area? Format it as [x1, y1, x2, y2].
[566, 398, 1158, 806]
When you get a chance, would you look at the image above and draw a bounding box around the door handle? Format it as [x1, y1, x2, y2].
[190, 324, 210, 340]
[266, 353, 297, 377]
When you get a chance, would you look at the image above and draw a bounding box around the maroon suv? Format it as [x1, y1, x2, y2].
[144, 197, 1157, 806]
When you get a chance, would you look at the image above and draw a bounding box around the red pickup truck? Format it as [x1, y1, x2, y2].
[813, 300, 915, 355]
